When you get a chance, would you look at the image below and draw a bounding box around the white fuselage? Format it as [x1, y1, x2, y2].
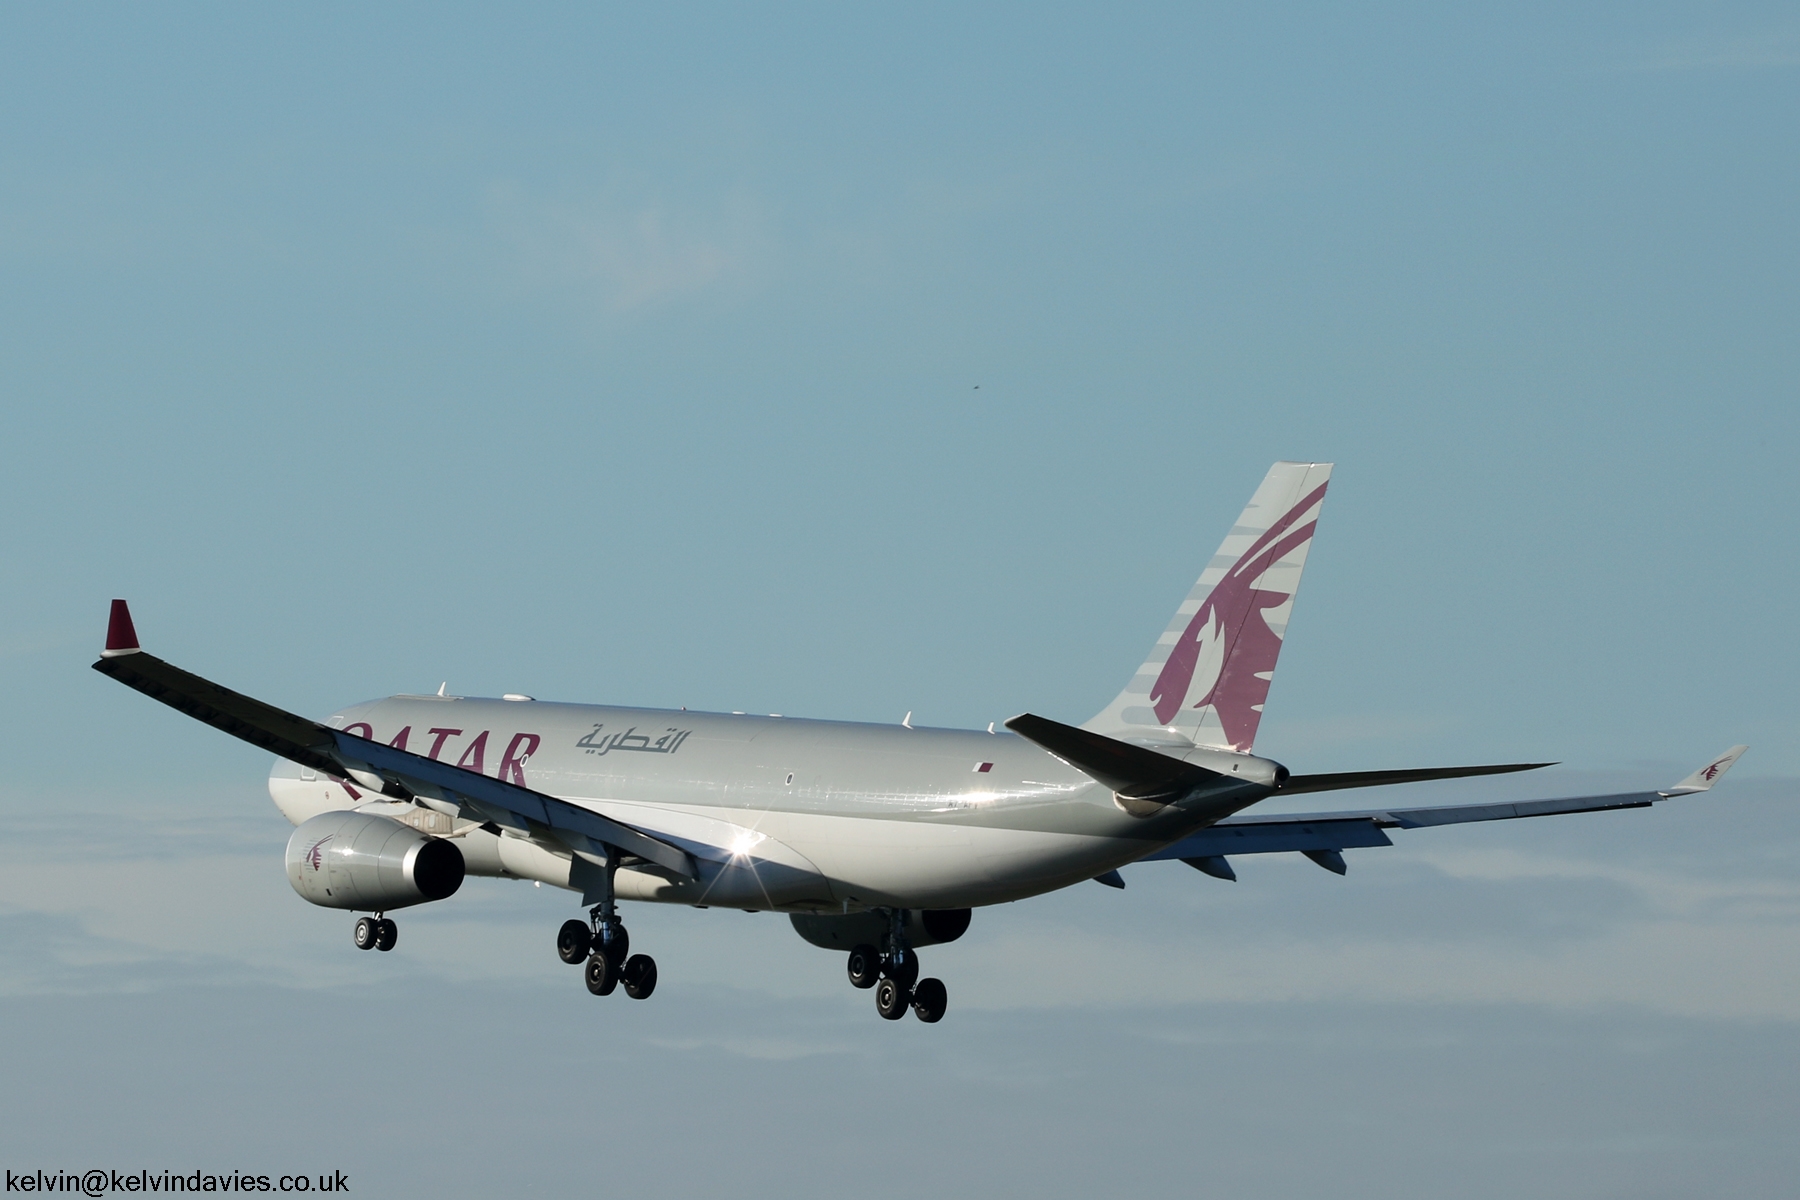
[269, 695, 1266, 913]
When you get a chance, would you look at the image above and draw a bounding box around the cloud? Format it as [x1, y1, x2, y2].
[0, 627, 82, 660]
[8, 777, 1798, 1025]
[489, 180, 775, 316]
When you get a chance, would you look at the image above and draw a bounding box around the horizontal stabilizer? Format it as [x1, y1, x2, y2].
[1005, 713, 1224, 800]
[1280, 762, 1553, 794]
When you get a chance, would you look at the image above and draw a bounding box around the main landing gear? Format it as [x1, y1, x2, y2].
[556, 848, 657, 1002]
[848, 909, 947, 1023]
[353, 915, 397, 952]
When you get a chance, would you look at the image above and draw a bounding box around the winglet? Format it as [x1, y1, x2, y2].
[1663, 745, 1749, 795]
[102, 599, 141, 657]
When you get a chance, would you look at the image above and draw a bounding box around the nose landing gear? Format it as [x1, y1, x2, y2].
[559, 846, 657, 1002]
[849, 910, 948, 1023]
[353, 915, 397, 952]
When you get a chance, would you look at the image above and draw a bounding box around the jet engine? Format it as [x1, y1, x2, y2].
[285, 811, 465, 911]
[789, 908, 972, 951]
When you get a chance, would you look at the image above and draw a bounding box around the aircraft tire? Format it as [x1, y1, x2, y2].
[622, 954, 658, 1000]
[847, 944, 881, 989]
[375, 918, 397, 952]
[353, 917, 378, 951]
[884, 953, 919, 990]
[585, 950, 619, 996]
[875, 977, 911, 1020]
[557, 920, 593, 964]
[911, 977, 947, 1023]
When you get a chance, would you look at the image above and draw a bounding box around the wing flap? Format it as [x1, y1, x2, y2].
[1139, 818, 1394, 860]
[1141, 749, 1747, 867]
[1216, 790, 1662, 831]
[1141, 747, 1748, 870]
[1145, 791, 1663, 864]
[1279, 762, 1553, 794]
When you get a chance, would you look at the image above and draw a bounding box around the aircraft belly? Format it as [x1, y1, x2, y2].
[611, 805, 1126, 910]
[496, 833, 573, 887]
[968, 826, 1132, 896]
[768, 811, 987, 909]
[578, 800, 838, 911]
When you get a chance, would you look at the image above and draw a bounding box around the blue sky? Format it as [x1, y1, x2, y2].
[2, 5, 1796, 1197]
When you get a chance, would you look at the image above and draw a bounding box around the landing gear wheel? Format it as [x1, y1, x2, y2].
[622, 954, 658, 1000]
[353, 917, 378, 951]
[884, 953, 919, 990]
[598, 926, 629, 965]
[911, 977, 947, 1023]
[585, 950, 619, 996]
[847, 944, 881, 989]
[375, 918, 397, 952]
[557, 920, 593, 964]
[875, 976, 911, 1020]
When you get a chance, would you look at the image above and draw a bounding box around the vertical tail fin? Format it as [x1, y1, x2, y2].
[1085, 461, 1333, 751]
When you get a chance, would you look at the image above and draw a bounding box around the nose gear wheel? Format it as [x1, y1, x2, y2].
[354, 915, 397, 952]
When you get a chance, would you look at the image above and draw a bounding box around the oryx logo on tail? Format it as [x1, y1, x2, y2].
[1085, 461, 1334, 751]
[1149, 481, 1327, 748]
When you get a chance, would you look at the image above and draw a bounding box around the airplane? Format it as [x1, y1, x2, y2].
[92, 461, 1748, 1024]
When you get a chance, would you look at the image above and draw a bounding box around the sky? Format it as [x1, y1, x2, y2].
[1, 4, 1797, 1197]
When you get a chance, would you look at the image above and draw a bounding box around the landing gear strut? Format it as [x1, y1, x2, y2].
[354, 915, 397, 952]
[562, 845, 656, 1001]
[847, 908, 948, 1023]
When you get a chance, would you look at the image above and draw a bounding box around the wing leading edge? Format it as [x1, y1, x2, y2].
[91, 600, 697, 879]
[1140, 745, 1750, 877]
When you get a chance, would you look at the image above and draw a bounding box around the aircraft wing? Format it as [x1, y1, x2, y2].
[89, 600, 697, 879]
[1137, 745, 1750, 877]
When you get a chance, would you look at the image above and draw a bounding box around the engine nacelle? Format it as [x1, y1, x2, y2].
[286, 811, 465, 912]
[789, 908, 972, 951]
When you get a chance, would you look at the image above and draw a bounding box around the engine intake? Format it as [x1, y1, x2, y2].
[286, 810, 465, 911]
